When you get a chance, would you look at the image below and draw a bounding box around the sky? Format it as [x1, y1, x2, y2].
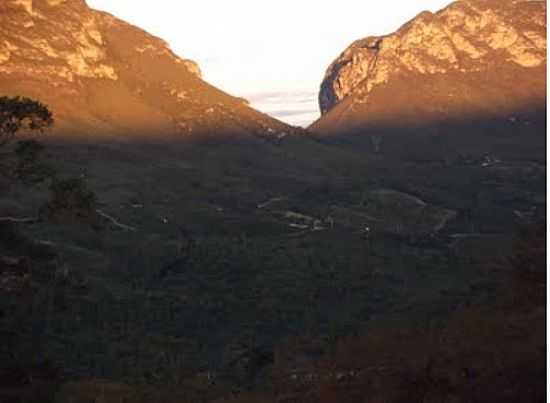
[87, 0, 451, 127]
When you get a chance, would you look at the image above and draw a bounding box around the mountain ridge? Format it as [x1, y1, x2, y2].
[0, 0, 296, 139]
[313, 0, 546, 134]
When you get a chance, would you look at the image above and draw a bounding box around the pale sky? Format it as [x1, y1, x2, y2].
[87, 0, 451, 127]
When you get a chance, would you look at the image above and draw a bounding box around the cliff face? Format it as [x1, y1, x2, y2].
[0, 0, 202, 81]
[317, 0, 546, 117]
[0, 0, 292, 138]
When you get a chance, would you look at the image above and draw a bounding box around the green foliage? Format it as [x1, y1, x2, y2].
[0, 97, 54, 183]
[15, 138, 45, 159]
[40, 178, 98, 224]
[510, 220, 546, 306]
[13, 139, 55, 182]
[0, 222, 61, 403]
[0, 96, 53, 147]
[0, 92, 543, 402]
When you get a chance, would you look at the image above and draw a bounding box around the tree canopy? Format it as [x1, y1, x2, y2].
[0, 96, 53, 146]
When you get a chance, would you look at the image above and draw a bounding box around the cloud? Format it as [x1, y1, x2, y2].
[244, 90, 320, 127]
[269, 109, 319, 118]
[87, 0, 452, 127]
[247, 90, 318, 104]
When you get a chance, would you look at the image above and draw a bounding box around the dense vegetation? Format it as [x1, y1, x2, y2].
[0, 97, 545, 403]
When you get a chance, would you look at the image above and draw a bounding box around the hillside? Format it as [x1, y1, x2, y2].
[0, 0, 294, 139]
[312, 0, 546, 140]
[0, 1, 546, 402]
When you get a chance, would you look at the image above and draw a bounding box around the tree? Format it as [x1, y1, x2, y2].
[13, 139, 55, 182]
[40, 178, 98, 223]
[0, 96, 53, 147]
[0, 97, 54, 182]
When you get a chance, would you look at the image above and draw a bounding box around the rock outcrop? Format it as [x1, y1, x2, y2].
[0, 0, 291, 138]
[318, 0, 546, 116]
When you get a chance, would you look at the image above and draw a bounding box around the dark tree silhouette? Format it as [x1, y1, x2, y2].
[0, 96, 53, 147]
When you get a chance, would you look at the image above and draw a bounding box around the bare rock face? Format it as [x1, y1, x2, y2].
[181, 59, 202, 79]
[0, 0, 291, 138]
[0, 0, 117, 82]
[319, 0, 546, 115]
[0, 0, 201, 82]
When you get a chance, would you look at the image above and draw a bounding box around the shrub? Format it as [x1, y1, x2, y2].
[40, 178, 99, 224]
[0, 97, 54, 184]
[0, 96, 53, 147]
[15, 139, 45, 161]
[509, 219, 546, 306]
[13, 139, 55, 182]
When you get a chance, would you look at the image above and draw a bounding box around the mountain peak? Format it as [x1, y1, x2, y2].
[0, 0, 296, 138]
[318, 0, 546, 115]
[5, 0, 85, 14]
[0, 0, 203, 84]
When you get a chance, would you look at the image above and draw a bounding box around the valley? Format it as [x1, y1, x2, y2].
[0, 0, 546, 402]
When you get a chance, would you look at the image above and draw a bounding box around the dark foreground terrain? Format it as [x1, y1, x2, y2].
[0, 105, 546, 402]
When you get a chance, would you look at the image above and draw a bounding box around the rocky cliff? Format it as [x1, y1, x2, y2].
[316, 0, 546, 128]
[0, 0, 292, 138]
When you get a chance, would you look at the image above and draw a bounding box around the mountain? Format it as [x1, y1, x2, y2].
[308, 0, 546, 241]
[312, 0, 546, 142]
[0, 1, 545, 401]
[0, 0, 293, 139]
